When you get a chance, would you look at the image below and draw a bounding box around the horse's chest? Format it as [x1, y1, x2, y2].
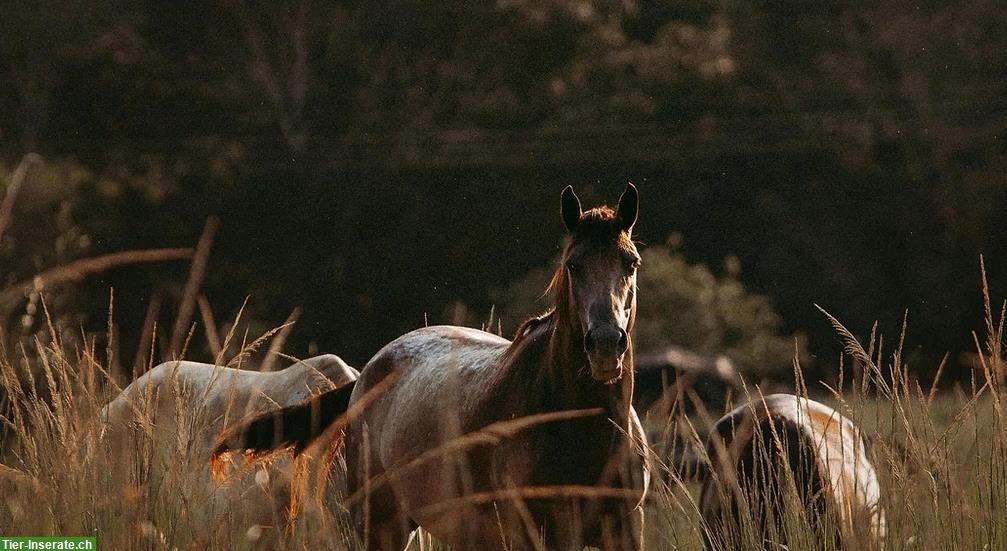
[489, 423, 615, 488]
[485, 437, 536, 486]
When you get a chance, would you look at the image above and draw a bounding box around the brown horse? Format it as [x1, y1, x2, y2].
[699, 393, 885, 550]
[216, 184, 650, 549]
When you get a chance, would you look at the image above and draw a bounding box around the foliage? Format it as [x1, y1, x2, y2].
[0, 158, 97, 333]
[634, 241, 805, 377]
[0, 1, 1003, 378]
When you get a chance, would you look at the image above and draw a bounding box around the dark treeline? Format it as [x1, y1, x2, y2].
[1, 1, 1004, 384]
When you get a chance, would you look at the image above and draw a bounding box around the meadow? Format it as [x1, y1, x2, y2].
[2, 3, 1004, 549]
[0, 280, 1004, 551]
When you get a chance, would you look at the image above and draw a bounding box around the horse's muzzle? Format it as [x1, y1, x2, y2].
[585, 325, 627, 383]
[588, 356, 624, 384]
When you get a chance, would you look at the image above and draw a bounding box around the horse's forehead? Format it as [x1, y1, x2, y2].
[568, 233, 636, 259]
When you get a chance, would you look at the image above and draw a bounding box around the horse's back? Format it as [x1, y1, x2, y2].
[104, 356, 358, 429]
[348, 325, 510, 447]
[356, 325, 509, 377]
[297, 353, 358, 385]
[350, 325, 510, 418]
[101, 361, 229, 429]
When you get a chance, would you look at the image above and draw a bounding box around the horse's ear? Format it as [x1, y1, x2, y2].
[616, 183, 639, 233]
[561, 185, 582, 233]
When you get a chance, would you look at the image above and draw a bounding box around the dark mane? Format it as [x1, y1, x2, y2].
[512, 308, 555, 342]
[500, 308, 555, 368]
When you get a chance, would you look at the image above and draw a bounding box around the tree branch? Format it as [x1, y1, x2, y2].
[0, 248, 195, 309]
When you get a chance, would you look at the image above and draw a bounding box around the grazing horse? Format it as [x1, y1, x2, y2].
[216, 184, 650, 550]
[100, 355, 358, 538]
[699, 393, 885, 550]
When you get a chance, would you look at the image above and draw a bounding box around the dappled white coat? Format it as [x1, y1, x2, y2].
[700, 393, 885, 548]
[99, 355, 358, 541]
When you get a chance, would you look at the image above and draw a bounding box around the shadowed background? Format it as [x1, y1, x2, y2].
[1, 1, 1004, 386]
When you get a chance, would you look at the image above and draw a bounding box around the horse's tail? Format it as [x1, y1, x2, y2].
[212, 380, 356, 461]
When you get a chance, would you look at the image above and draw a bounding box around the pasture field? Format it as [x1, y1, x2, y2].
[0, 305, 1004, 551]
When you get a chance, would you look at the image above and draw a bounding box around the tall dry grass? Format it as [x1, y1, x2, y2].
[644, 262, 1007, 550]
[0, 264, 1004, 550]
[0, 303, 358, 549]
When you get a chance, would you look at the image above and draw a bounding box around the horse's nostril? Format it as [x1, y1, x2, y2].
[584, 331, 596, 352]
[617, 329, 628, 353]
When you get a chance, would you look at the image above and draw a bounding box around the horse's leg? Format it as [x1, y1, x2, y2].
[345, 421, 416, 550]
[353, 485, 416, 551]
[346, 477, 416, 551]
[597, 506, 644, 551]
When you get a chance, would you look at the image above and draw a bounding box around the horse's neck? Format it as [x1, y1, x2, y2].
[501, 315, 632, 424]
[471, 315, 636, 488]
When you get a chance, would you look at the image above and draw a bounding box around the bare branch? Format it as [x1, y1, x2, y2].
[261, 306, 302, 372]
[169, 216, 220, 359]
[198, 294, 222, 359]
[0, 153, 43, 244]
[0, 248, 194, 309]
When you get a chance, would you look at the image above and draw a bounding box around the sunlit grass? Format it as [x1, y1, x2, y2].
[1, 274, 1005, 550]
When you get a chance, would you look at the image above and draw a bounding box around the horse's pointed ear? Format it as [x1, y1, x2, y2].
[561, 185, 582, 233]
[616, 183, 639, 232]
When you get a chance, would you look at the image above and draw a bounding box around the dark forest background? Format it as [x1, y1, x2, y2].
[1, 1, 1004, 386]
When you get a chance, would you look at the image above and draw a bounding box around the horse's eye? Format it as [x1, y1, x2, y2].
[567, 261, 583, 274]
[623, 257, 641, 272]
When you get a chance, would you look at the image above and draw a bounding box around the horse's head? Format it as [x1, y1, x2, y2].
[555, 184, 640, 384]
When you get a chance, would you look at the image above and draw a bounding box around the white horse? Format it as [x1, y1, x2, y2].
[700, 393, 885, 549]
[100, 354, 358, 541]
